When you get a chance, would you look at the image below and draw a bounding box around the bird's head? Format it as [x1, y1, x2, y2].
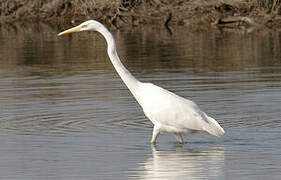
[58, 20, 103, 36]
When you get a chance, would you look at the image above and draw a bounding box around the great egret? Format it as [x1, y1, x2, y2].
[58, 20, 225, 144]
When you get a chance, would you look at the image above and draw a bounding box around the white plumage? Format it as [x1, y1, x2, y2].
[58, 20, 225, 144]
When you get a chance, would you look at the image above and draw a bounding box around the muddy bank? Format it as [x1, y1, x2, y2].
[0, 0, 280, 30]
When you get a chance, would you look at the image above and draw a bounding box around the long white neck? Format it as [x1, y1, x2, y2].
[97, 25, 142, 101]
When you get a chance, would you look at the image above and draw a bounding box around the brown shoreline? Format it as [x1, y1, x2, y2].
[0, 0, 280, 30]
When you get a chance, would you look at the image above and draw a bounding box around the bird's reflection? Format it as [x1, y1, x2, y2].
[133, 144, 224, 179]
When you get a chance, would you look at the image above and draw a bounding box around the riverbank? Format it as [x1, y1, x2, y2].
[0, 0, 280, 30]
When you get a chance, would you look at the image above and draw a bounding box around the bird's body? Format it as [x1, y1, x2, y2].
[134, 82, 224, 143]
[58, 20, 225, 144]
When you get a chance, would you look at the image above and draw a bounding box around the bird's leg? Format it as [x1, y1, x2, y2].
[173, 133, 183, 144]
[151, 126, 160, 145]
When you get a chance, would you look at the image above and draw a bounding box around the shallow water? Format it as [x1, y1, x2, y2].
[0, 24, 281, 179]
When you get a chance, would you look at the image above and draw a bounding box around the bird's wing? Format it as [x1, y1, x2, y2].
[140, 83, 209, 132]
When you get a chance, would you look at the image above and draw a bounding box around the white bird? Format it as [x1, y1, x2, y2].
[58, 20, 225, 144]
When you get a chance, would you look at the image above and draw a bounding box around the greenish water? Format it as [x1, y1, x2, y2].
[0, 24, 281, 179]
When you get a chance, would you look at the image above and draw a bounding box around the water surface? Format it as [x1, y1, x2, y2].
[0, 24, 281, 179]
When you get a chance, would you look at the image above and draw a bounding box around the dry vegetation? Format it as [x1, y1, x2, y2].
[0, 0, 280, 29]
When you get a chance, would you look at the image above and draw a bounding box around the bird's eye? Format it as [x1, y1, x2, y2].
[81, 25, 87, 29]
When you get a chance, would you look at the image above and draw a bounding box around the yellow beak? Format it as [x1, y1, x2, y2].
[57, 25, 82, 36]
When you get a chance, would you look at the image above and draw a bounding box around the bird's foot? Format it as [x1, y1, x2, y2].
[150, 140, 156, 145]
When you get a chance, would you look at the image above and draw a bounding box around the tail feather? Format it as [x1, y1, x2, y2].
[204, 116, 225, 137]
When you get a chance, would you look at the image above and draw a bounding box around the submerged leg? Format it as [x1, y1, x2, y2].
[151, 126, 160, 145]
[173, 132, 183, 144]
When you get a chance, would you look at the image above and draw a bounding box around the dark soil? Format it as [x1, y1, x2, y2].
[0, 0, 280, 30]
